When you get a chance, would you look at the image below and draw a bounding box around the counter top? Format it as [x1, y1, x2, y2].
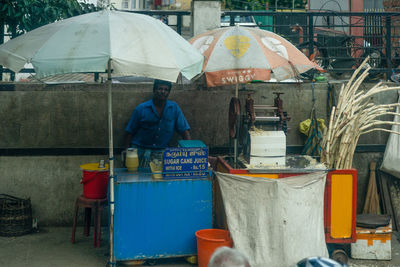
[221, 155, 328, 173]
[114, 168, 210, 183]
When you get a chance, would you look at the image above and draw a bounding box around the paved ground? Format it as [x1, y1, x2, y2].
[0, 227, 191, 267]
[1, 227, 400, 267]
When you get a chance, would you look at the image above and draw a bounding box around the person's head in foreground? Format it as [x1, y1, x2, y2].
[208, 246, 251, 267]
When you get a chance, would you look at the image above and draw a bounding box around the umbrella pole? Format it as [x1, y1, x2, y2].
[107, 59, 116, 267]
[234, 83, 239, 167]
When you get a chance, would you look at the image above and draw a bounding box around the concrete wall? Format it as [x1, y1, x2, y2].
[191, 0, 221, 36]
[0, 81, 397, 225]
[1, 155, 107, 226]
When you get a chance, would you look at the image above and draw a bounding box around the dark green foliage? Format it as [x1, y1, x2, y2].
[0, 0, 100, 37]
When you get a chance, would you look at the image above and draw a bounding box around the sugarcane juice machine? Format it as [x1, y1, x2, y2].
[225, 93, 356, 264]
[232, 92, 291, 167]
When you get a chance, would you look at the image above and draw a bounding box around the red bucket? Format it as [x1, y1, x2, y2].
[195, 229, 233, 267]
[80, 163, 109, 199]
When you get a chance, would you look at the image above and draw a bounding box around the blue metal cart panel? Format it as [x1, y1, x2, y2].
[113, 170, 212, 260]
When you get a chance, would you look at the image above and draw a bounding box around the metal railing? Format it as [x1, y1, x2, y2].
[222, 10, 400, 80]
[123, 10, 191, 35]
[3, 10, 400, 81]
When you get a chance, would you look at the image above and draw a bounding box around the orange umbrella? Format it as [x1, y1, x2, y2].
[190, 26, 321, 87]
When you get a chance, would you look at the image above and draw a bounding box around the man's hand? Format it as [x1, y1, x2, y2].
[181, 130, 191, 140]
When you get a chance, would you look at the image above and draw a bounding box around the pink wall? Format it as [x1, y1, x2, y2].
[350, 0, 364, 58]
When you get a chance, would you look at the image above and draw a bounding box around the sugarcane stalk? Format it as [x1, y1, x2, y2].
[323, 106, 336, 166]
[333, 101, 372, 139]
[360, 121, 400, 131]
[320, 56, 400, 170]
[342, 57, 370, 94]
[361, 128, 400, 135]
[355, 86, 400, 105]
[346, 133, 362, 169]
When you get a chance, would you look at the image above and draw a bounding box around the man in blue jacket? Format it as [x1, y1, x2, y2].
[124, 79, 191, 167]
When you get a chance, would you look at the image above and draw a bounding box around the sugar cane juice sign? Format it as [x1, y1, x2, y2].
[162, 147, 208, 178]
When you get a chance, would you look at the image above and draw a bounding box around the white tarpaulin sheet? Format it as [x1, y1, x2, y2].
[215, 172, 328, 267]
[381, 92, 400, 179]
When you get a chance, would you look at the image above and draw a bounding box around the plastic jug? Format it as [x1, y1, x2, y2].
[122, 148, 139, 171]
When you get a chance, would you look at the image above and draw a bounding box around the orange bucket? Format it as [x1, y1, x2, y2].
[195, 229, 233, 267]
[80, 163, 109, 199]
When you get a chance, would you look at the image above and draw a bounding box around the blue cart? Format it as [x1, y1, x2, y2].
[113, 169, 213, 261]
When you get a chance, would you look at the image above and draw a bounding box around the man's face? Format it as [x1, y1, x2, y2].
[153, 84, 170, 101]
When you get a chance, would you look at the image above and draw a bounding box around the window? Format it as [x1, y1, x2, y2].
[122, 0, 129, 9]
[131, 0, 137, 9]
[220, 16, 258, 27]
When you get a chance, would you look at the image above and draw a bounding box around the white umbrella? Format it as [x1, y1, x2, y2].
[0, 10, 203, 80]
[0, 9, 203, 266]
[190, 26, 321, 87]
[190, 26, 321, 165]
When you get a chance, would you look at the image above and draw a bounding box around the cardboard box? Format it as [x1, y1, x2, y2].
[351, 222, 392, 260]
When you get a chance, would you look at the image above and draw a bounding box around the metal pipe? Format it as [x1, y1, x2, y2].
[107, 59, 116, 267]
[308, 14, 314, 58]
[385, 15, 392, 79]
[253, 105, 277, 110]
[177, 15, 182, 35]
[248, 168, 328, 173]
[234, 83, 239, 167]
[254, 116, 280, 121]
[0, 19, 3, 81]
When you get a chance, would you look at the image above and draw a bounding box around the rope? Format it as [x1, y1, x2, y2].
[301, 82, 323, 156]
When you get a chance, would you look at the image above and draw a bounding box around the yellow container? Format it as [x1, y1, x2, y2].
[150, 161, 163, 179]
[122, 148, 139, 172]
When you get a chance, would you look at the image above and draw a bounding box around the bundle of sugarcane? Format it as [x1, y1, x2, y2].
[321, 57, 400, 169]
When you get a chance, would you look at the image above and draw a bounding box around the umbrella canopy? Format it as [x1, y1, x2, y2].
[0, 9, 203, 81]
[189, 26, 320, 87]
[0, 9, 203, 267]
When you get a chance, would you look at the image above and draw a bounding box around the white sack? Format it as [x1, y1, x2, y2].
[381, 92, 400, 179]
[215, 172, 328, 267]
